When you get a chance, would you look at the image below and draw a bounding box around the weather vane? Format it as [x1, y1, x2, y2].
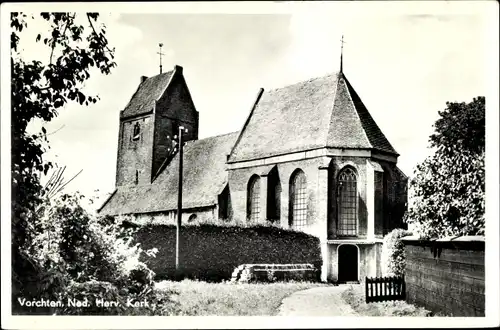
[157, 43, 165, 74]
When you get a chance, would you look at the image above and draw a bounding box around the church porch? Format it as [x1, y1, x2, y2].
[321, 240, 383, 283]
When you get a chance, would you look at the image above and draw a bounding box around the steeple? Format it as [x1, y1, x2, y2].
[340, 35, 345, 73]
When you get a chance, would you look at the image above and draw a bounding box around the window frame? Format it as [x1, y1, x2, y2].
[337, 166, 358, 237]
[289, 170, 308, 230]
[247, 175, 261, 222]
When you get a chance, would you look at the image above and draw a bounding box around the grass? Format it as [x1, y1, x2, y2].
[155, 279, 327, 316]
[341, 285, 433, 317]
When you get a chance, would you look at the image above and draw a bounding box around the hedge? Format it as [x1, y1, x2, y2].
[126, 223, 322, 282]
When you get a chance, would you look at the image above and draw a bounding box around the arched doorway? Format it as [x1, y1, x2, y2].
[338, 244, 359, 282]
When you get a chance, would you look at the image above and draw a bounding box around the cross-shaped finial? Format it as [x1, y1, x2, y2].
[157, 43, 165, 74]
[340, 35, 346, 73]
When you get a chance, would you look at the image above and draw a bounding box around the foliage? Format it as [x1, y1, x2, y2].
[11, 12, 116, 308]
[14, 192, 170, 315]
[155, 279, 326, 316]
[125, 221, 322, 282]
[11, 11, 116, 247]
[381, 228, 412, 277]
[405, 97, 485, 239]
[341, 285, 432, 317]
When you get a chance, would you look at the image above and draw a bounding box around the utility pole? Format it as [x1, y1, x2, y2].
[174, 126, 188, 274]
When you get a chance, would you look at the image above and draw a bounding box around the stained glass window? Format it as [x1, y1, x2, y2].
[290, 170, 307, 229]
[338, 167, 357, 236]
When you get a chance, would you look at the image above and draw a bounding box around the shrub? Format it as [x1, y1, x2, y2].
[127, 222, 322, 282]
[14, 193, 168, 315]
[58, 280, 126, 315]
[381, 228, 412, 277]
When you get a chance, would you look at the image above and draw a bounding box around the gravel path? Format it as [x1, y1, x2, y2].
[277, 285, 359, 316]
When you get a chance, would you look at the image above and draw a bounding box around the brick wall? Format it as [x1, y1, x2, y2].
[116, 115, 155, 186]
[115, 70, 199, 187]
[227, 158, 324, 238]
[402, 236, 485, 316]
[153, 73, 199, 177]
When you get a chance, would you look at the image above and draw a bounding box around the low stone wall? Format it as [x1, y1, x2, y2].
[401, 236, 485, 316]
[231, 264, 317, 283]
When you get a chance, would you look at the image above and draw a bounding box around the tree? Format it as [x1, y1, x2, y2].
[11, 12, 116, 249]
[405, 97, 485, 239]
[11, 12, 116, 305]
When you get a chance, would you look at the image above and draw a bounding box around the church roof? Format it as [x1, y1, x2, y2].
[121, 71, 174, 118]
[228, 72, 398, 163]
[99, 132, 238, 216]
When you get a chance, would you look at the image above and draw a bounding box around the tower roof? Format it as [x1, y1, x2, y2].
[228, 72, 398, 163]
[120, 65, 184, 119]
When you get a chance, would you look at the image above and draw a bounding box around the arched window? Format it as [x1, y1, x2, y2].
[289, 170, 307, 229]
[247, 175, 261, 221]
[337, 167, 357, 236]
[266, 166, 281, 222]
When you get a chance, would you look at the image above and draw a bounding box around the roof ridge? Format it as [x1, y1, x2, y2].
[324, 73, 342, 147]
[341, 74, 372, 148]
[343, 75, 398, 155]
[154, 70, 176, 111]
[227, 88, 265, 163]
[266, 72, 340, 93]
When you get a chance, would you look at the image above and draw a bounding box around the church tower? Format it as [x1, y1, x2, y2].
[115, 65, 199, 187]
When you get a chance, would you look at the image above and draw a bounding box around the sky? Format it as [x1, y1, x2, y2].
[6, 1, 496, 206]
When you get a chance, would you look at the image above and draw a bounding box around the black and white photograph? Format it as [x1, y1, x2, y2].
[1, 1, 499, 329]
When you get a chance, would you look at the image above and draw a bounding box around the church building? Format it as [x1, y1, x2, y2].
[98, 60, 408, 283]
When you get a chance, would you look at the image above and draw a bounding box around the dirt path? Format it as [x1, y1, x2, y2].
[277, 285, 358, 316]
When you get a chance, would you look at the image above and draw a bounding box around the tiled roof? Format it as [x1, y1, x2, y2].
[121, 71, 174, 118]
[343, 77, 397, 154]
[99, 132, 238, 215]
[228, 72, 398, 163]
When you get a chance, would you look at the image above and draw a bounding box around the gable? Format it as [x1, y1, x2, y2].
[121, 71, 174, 119]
